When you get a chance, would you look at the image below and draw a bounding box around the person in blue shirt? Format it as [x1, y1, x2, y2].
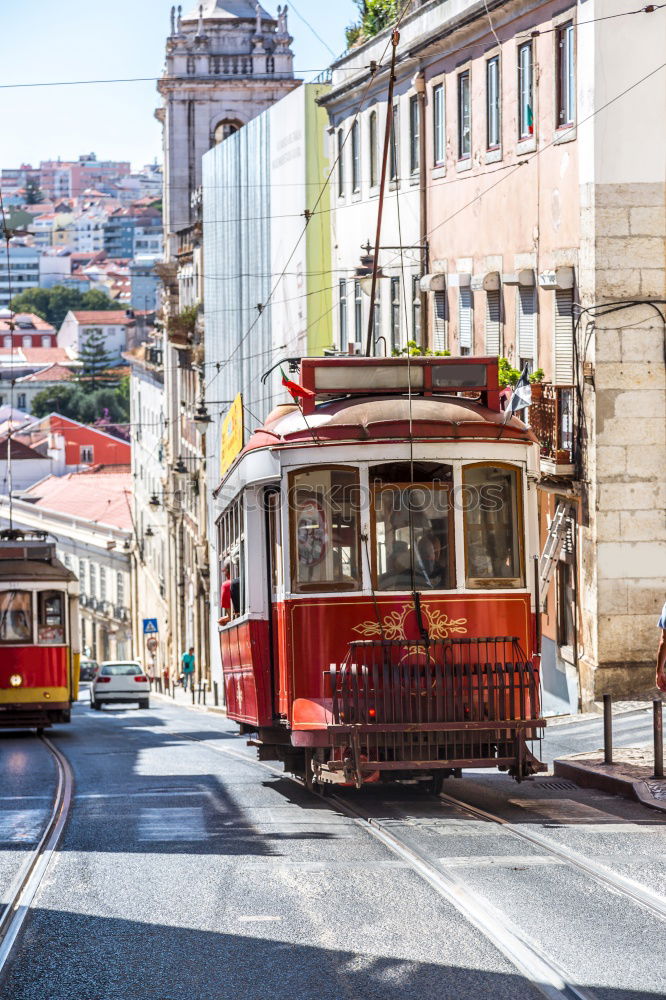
[181, 647, 195, 692]
[657, 604, 666, 692]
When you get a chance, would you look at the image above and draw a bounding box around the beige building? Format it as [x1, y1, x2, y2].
[326, 0, 666, 708]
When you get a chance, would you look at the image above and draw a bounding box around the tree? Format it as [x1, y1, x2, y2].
[346, 0, 400, 47]
[24, 175, 44, 205]
[31, 384, 86, 420]
[77, 328, 116, 390]
[10, 285, 119, 329]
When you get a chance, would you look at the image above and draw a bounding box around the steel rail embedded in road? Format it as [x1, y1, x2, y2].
[0, 737, 74, 977]
[179, 733, 594, 1000]
[437, 790, 666, 921]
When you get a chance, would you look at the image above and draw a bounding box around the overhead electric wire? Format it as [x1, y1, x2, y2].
[0, 68, 368, 91]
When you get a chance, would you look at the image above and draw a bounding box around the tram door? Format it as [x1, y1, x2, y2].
[265, 490, 286, 717]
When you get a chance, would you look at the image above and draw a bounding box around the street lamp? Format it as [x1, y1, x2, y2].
[356, 244, 384, 296]
[149, 493, 161, 508]
[193, 400, 212, 434]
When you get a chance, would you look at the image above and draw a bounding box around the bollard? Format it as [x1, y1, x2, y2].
[603, 693, 613, 765]
[171, 682, 175, 699]
[214, 682, 219, 708]
[191, 686, 195, 705]
[654, 700, 664, 779]
[203, 686, 207, 706]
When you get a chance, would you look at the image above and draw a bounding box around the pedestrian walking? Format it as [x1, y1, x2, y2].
[657, 602, 666, 692]
[181, 647, 195, 692]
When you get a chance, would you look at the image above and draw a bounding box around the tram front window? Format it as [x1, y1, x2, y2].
[290, 467, 361, 593]
[463, 464, 523, 587]
[0, 590, 32, 643]
[38, 591, 65, 644]
[372, 463, 455, 591]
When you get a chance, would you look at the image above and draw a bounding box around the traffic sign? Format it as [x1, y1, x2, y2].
[146, 636, 159, 652]
[143, 619, 159, 635]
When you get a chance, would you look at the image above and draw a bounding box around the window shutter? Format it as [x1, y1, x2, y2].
[485, 289, 501, 355]
[458, 288, 472, 350]
[517, 286, 536, 360]
[433, 290, 447, 351]
[554, 288, 574, 383]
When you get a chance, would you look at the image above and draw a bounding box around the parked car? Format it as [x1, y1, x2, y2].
[79, 659, 99, 682]
[91, 661, 150, 710]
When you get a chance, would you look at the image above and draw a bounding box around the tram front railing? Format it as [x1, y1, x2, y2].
[323, 637, 544, 769]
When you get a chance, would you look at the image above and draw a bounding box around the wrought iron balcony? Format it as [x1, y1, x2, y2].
[529, 384, 576, 476]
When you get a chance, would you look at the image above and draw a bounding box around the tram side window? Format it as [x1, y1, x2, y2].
[0, 591, 32, 643]
[463, 465, 523, 587]
[290, 467, 361, 593]
[38, 591, 65, 644]
[371, 463, 455, 591]
[217, 496, 245, 621]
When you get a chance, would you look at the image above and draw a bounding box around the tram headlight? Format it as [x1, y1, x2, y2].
[9, 674, 23, 688]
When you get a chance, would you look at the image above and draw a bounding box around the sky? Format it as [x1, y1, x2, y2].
[0, 0, 359, 171]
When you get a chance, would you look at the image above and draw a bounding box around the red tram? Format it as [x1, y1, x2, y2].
[0, 531, 80, 730]
[215, 357, 546, 787]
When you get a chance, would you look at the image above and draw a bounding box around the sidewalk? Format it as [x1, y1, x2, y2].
[151, 681, 227, 717]
[554, 692, 666, 814]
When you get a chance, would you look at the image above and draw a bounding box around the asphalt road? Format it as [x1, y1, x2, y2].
[0, 691, 664, 1000]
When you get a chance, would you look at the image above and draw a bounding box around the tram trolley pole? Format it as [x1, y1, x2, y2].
[603, 693, 613, 765]
[653, 700, 664, 779]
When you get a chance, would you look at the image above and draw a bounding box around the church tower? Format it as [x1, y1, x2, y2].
[157, 1, 298, 256]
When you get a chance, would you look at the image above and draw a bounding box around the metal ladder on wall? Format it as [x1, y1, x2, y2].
[538, 502, 575, 609]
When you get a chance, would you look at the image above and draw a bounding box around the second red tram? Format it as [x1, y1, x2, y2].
[0, 531, 80, 730]
[215, 357, 546, 787]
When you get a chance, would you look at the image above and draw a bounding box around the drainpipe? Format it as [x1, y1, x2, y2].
[413, 70, 429, 350]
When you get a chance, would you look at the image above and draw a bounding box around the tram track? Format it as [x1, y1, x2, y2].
[0, 736, 73, 978]
[182, 733, 638, 1000]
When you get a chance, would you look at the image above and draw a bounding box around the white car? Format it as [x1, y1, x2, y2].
[91, 661, 150, 710]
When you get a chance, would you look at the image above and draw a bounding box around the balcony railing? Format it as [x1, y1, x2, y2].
[529, 384, 575, 472]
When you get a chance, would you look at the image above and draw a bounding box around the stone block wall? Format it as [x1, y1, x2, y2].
[579, 182, 666, 704]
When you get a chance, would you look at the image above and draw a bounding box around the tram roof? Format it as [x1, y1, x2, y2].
[243, 394, 536, 455]
[0, 559, 76, 583]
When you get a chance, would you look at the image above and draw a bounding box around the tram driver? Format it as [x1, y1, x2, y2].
[218, 560, 241, 627]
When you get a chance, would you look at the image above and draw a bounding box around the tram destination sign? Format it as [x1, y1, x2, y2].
[221, 394, 244, 477]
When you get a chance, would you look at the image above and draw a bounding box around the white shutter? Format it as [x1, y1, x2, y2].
[433, 290, 447, 351]
[458, 288, 472, 350]
[554, 288, 574, 384]
[517, 286, 536, 360]
[485, 289, 501, 355]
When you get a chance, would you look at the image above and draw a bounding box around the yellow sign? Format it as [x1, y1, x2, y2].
[220, 394, 244, 477]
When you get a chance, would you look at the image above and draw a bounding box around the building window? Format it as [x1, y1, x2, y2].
[17, 393, 26, 410]
[433, 83, 445, 166]
[337, 129, 345, 197]
[22, 335, 31, 348]
[517, 285, 537, 368]
[433, 290, 447, 352]
[409, 95, 420, 174]
[351, 120, 361, 193]
[390, 277, 401, 352]
[80, 445, 94, 464]
[557, 22, 575, 127]
[518, 42, 534, 139]
[100, 567, 107, 602]
[41, 335, 51, 348]
[486, 57, 501, 149]
[117, 571, 125, 606]
[554, 288, 574, 383]
[3, 336, 10, 348]
[389, 103, 400, 181]
[369, 110, 378, 187]
[458, 71, 471, 160]
[338, 279, 348, 350]
[214, 119, 242, 145]
[485, 289, 502, 355]
[90, 562, 97, 598]
[412, 275, 421, 344]
[458, 288, 473, 355]
[354, 279, 363, 346]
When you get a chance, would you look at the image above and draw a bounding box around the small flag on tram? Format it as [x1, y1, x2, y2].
[503, 364, 532, 423]
[281, 368, 315, 401]
[527, 105, 534, 135]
